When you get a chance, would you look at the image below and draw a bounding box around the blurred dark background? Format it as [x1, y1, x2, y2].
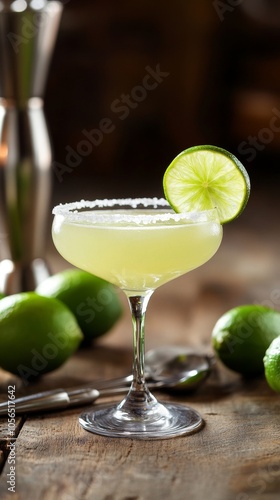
[45, 0, 280, 201]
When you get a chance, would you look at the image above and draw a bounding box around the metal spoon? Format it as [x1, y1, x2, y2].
[145, 345, 214, 392]
[0, 347, 214, 415]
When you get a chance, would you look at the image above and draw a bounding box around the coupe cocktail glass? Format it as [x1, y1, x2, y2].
[52, 198, 223, 439]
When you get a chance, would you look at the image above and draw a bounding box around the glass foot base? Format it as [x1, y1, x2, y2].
[79, 401, 204, 440]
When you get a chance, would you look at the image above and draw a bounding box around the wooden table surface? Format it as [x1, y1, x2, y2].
[0, 187, 280, 500]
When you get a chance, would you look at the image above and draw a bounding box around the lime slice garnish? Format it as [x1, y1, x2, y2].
[163, 145, 250, 224]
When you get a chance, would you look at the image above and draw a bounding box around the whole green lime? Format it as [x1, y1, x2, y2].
[36, 269, 123, 342]
[264, 336, 280, 392]
[212, 305, 280, 376]
[0, 292, 83, 382]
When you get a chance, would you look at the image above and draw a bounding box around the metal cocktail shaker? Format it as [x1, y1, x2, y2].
[0, 0, 63, 294]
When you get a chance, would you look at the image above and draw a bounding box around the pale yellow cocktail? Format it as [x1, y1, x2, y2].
[52, 198, 222, 439]
[52, 205, 222, 293]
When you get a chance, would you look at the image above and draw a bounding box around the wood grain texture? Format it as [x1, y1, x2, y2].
[0, 370, 280, 500]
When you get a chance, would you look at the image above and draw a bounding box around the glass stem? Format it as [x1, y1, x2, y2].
[127, 291, 153, 392]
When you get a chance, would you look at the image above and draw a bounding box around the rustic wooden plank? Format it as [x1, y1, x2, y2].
[0, 369, 279, 500]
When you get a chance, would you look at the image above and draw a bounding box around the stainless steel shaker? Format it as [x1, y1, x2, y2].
[0, 0, 63, 294]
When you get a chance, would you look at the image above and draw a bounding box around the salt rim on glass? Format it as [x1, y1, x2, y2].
[52, 198, 219, 225]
